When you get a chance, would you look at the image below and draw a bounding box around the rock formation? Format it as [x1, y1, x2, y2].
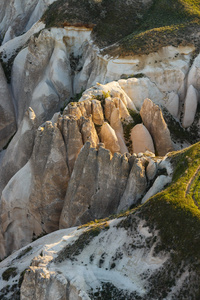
[131, 123, 155, 154]
[140, 98, 174, 156]
[0, 122, 69, 256]
[182, 85, 199, 128]
[0, 63, 16, 150]
[0, 108, 37, 195]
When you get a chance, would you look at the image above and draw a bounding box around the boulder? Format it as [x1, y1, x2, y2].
[131, 124, 155, 154]
[100, 122, 121, 154]
[182, 85, 198, 128]
[140, 98, 174, 156]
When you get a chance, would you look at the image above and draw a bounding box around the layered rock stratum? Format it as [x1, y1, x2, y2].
[0, 0, 200, 299]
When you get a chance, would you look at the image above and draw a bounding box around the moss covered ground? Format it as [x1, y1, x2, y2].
[42, 0, 200, 56]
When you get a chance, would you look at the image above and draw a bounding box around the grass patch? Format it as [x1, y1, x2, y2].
[139, 142, 200, 260]
[2, 267, 18, 281]
[16, 246, 32, 260]
[55, 222, 109, 263]
[162, 106, 200, 145]
[122, 109, 142, 152]
[42, 0, 200, 55]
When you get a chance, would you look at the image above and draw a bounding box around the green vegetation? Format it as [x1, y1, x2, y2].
[55, 221, 109, 263]
[16, 246, 32, 260]
[122, 109, 142, 152]
[138, 142, 200, 260]
[18, 269, 28, 288]
[41, 0, 200, 55]
[162, 105, 200, 145]
[2, 267, 18, 281]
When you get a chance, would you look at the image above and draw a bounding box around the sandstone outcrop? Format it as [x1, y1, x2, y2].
[131, 123, 155, 154]
[140, 98, 174, 156]
[0, 63, 16, 150]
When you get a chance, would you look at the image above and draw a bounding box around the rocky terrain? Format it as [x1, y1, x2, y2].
[0, 0, 200, 299]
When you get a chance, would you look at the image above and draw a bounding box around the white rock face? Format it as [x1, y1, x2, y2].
[142, 175, 172, 203]
[164, 92, 179, 118]
[118, 77, 163, 110]
[131, 124, 155, 154]
[0, 107, 37, 196]
[182, 85, 199, 128]
[0, 122, 69, 256]
[0, 0, 56, 43]
[187, 53, 200, 90]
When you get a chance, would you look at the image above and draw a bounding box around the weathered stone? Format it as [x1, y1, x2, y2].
[131, 123, 155, 154]
[59, 143, 130, 229]
[182, 85, 198, 128]
[80, 115, 99, 148]
[0, 107, 37, 196]
[100, 122, 120, 154]
[165, 92, 179, 118]
[60, 115, 83, 175]
[142, 175, 172, 204]
[64, 102, 82, 119]
[117, 158, 147, 213]
[110, 107, 128, 154]
[146, 158, 157, 181]
[0, 121, 69, 256]
[91, 99, 104, 125]
[118, 77, 163, 110]
[104, 97, 116, 122]
[140, 98, 174, 156]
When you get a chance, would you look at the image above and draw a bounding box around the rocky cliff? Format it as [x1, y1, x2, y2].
[0, 0, 200, 299]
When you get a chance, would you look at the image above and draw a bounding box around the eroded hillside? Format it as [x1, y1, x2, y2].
[0, 0, 200, 299]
